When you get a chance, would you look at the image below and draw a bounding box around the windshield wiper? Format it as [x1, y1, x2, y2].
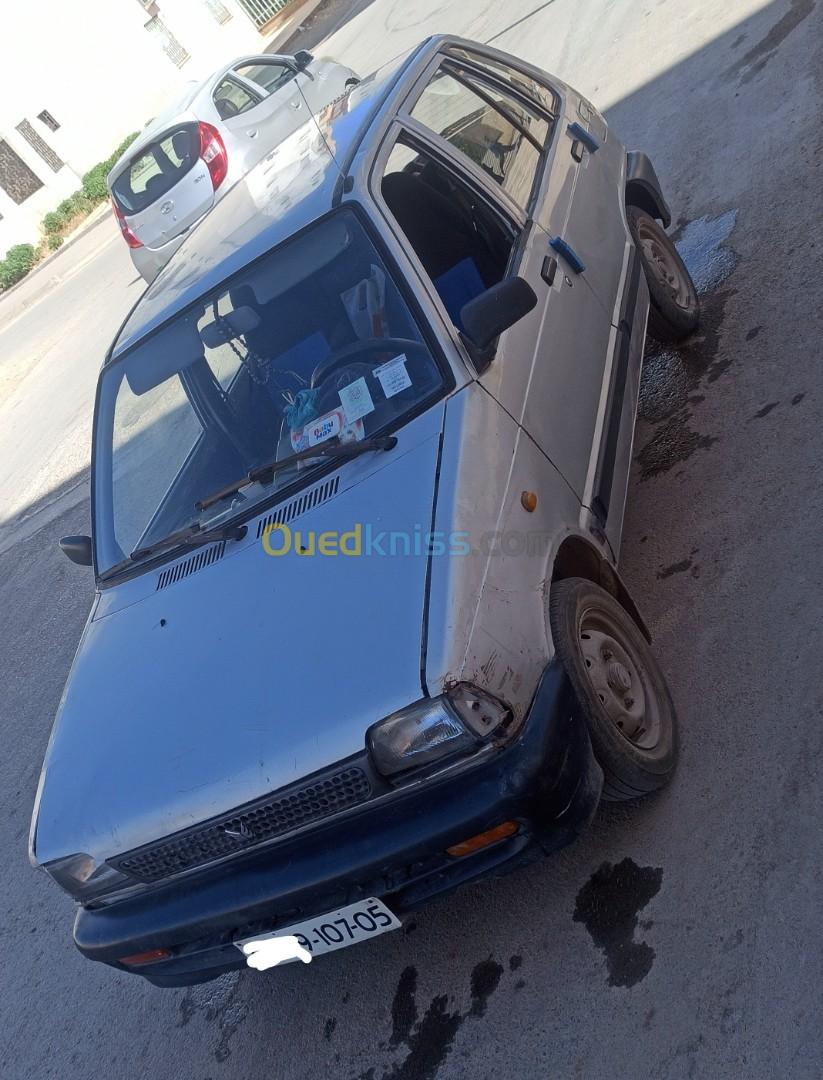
[130, 521, 248, 563]
[195, 435, 398, 513]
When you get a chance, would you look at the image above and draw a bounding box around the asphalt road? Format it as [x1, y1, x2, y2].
[2, 0, 823, 1077]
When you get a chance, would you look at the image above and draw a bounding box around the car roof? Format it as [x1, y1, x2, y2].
[110, 42, 431, 359]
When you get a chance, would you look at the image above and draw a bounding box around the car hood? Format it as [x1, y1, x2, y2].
[32, 422, 443, 874]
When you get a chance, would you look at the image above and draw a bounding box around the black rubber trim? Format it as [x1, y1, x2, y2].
[590, 251, 642, 524]
[625, 151, 671, 229]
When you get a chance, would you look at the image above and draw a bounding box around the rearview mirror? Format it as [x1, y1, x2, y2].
[293, 50, 313, 71]
[60, 535, 93, 567]
[460, 277, 538, 360]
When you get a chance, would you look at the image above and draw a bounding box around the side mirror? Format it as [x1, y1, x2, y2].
[293, 50, 313, 71]
[460, 278, 538, 359]
[59, 535, 93, 567]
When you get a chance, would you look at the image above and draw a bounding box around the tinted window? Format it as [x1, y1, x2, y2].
[94, 210, 448, 575]
[213, 77, 258, 120]
[410, 68, 547, 209]
[235, 61, 294, 96]
[111, 126, 198, 214]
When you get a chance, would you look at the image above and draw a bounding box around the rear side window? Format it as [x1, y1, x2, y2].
[410, 67, 548, 210]
[234, 61, 294, 96]
[112, 126, 199, 214]
[213, 76, 258, 120]
[445, 47, 558, 114]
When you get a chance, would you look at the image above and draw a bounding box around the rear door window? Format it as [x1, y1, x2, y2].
[111, 127, 199, 214]
[234, 60, 295, 96]
[213, 76, 259, 120]
[409, 67, 548, 210]
[444, 47, 559, 114]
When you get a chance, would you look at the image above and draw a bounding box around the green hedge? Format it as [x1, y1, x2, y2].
[0, 244, 37, 290]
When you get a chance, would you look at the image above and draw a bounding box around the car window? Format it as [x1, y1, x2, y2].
[213, 76, 258, 120]
[444, 47, 558, 114]
[381, 139, 515, 333]
[94, 209, 450, 575]
[409, 67, 548, 210]
[111, 126, 198, 214]
[234, 61, 294, 96]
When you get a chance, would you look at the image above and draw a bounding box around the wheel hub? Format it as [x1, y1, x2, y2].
[578, 616, 661, 750]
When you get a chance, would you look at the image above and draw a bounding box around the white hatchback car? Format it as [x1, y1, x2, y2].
[107, 50, 359, 282]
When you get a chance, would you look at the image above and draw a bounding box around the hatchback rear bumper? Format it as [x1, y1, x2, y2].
[74, 661, 602, 987]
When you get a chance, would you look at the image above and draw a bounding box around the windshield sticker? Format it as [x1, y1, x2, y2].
[338, 377, 374, 424]
[375, 354, 412, 399]
[290, 407, 364, 453]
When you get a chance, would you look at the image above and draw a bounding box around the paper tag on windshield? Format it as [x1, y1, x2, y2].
[375, 354, 412, 399]
[290, 407, 364, 452]
[338, 377, 374, 423]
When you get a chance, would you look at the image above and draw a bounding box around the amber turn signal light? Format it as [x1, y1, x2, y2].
[521, 490, 538, 512]
[446, 821, 519, 857]
[119, 947, 172, 967]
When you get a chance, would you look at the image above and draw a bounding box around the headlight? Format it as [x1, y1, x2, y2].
[42, 852, 130, 901]
[368, 685, 511, 777]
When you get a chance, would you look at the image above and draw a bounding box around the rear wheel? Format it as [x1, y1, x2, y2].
[549, 577, 678, 801]
[627, 205, 699, 343]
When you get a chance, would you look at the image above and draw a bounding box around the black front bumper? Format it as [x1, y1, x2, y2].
[74, 662, 602, 987]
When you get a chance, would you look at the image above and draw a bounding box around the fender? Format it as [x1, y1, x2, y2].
[625, 152, 672, 229]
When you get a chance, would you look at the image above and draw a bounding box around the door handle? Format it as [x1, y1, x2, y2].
[541, 255, 558, 286]
[246, 128, 259, 138]
[290, 99, 302, 109]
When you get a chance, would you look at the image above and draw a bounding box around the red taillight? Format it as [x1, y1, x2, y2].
[119, 947, 172, 967]
[198, 121, 228, 190]
[111, 199, 143, 250]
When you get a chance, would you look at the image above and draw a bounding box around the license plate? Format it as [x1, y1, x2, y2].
[235, 897, 400, 964]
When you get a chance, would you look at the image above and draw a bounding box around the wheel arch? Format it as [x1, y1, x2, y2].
[551, 535, 652, 643]
[625, 151, 672, 229]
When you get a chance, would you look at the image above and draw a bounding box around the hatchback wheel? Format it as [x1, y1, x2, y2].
[549, 577, 678, 801]
[627, 205, 699, 343]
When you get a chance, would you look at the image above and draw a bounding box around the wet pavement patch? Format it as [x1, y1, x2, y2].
[726, 0, 816, 83]
[390, 966, 419, 1047]
[751, 401, 780, 419]
[469, 958, 504, 1017]
[325, 1017, 338, 1040]
[792, 393, 806, 405]
[509, 954, 523, 971]
[369, 956, 509, 1079]
[657, 557, 693, 579]
[573, 858, 663, 988]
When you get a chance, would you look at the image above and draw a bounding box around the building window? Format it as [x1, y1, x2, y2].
[0, 140, 44, 204]
[15, 120, 64, 174]
[144, 15, 191, 68]
[37, 110, 60, 132]
[204, 0, 233, 23]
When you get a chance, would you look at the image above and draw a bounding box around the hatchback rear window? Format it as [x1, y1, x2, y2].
[111, 125, 199, 215]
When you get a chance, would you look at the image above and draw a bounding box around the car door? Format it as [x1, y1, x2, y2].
[221, 59, 310, 158]
[391, 51, 616, 505]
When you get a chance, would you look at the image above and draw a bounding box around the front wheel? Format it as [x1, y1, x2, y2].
[549, 577, 679, 801]
[627, 205, 699, 343]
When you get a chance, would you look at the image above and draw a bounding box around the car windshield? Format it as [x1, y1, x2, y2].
[93, 209, 447, 576]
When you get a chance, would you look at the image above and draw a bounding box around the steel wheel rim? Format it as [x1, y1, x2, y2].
[578, 607, 662, 750]
[636, 218, 692, 310]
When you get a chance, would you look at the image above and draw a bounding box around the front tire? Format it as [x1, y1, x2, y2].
[549, 577, 678, 801]
[627, 205, 699, 343]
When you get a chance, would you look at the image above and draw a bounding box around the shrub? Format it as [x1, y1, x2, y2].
[42, 210, 63, 235]
[48, 233, 64, 252]
[0, 244, 37, 290]
[81, 163, 110, 202]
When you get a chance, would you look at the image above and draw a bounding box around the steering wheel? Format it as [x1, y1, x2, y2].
[310, 338, 429, 389]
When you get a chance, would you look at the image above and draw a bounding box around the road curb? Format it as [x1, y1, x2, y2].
[0, 205, 112, 312]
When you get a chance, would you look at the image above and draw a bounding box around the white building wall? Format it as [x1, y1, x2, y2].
[0, 0, 266, 256]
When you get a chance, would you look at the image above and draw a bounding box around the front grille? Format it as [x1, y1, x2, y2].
[111, 767, 372, 884]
